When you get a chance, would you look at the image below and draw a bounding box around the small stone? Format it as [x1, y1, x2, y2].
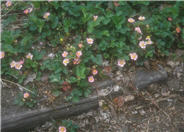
[132, 111, 138, 114]
[154, 93, 160, 98]
[124, 95, 135, 102]
[116, 76, 121, 81]
[161, 88, 170, 96]
[99, 100, 105, 107]
[113, 85, 120, 92]
[139, 109, 146, 116]
[116, 71, 121, 75]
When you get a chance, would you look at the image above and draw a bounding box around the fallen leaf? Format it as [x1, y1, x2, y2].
[113, 96, 124, 107]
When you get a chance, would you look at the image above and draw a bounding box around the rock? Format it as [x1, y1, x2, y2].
[124, 95, 135, 102]
[134, 66, 168, 90]
[113, 85, 120, 92]
[139, 109, 146, 116]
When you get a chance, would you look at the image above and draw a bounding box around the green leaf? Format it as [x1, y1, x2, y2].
[51, 16, 59, 29]
[84, 89, 91, 97]
[72, 96, 79, 103]
[33, 50, 46, 61]
[49, 73, 61, 83]
[2, 44, 16, 53]
[76, 65, 86, 79]
[52, 90, 61, 97]
[69, 76, 78, 83]
[91, 54, 103, 66]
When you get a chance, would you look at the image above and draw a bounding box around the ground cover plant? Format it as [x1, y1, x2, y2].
[1, 1, 184, 103]
[1, 1, 184, 131]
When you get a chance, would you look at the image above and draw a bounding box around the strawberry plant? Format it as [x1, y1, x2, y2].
[1, 1, 184, 106]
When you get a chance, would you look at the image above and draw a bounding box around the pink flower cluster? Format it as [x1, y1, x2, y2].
[10, 60, 24, 70]
[128, 16, 146, 23]
[9, 53, 33, 70]
[88, 68, 98, 83]
[62, 50, 82, 66]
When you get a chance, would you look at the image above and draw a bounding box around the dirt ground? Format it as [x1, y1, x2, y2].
[2, 50, 184, 132]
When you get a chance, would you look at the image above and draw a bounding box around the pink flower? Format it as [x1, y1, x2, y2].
[10, 61, 16, 68]
[63, 59, 69, 66]
[18, 60, 24, 65]
[138, 16, 145, 21]
[129, 53, 138, 61]
[86, 38, 94, 45]
[15, 63, 22, 70]
[43, 12, 50, 19]
[139, 41, 146, 49]
[78, 43, 83, 48]
[128, 18, 135, 23]
[6, 0, 12, 7]
[92, 69, 98, 75]
[59, 126, 66, 132]
[40, 42, 43, 45]
[117, 59, 126, 67]
[24, 92, 29, 98]
[62, 51, 68, 58]
[76, 51, 82, 58]
[168, 17, 172, 21]
[0, 51, 5, 59]
[93, 15, 98, 21]
[88, 76, 94, 83]
[26, 53, 33, 60]
[24, 9, 29, 14]
[135, 27, 142, 34]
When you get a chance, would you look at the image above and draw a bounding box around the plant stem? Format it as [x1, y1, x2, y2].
[1, 78, 36, 95]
